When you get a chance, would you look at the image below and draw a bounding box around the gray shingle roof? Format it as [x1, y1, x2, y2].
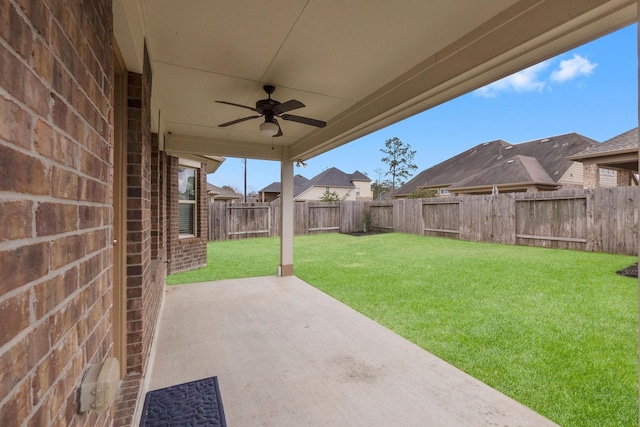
[259, 168, 366, 198]
[568, 127, 638, 159]
[259, 175, 308, 193]
[448, 155, 556, 191]
[295, 167, 358, 197]
[393, 133, 598, 196]
[349, 170, 370, 181]
[206, 183, 242, 199]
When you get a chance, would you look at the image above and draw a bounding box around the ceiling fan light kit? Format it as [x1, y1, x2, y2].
[216, 85, 326, 137]
[260, 121, 280, 136]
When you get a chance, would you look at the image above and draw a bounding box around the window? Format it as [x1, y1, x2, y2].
[355, 187, 361, 196]
[178, 166, 197, 236]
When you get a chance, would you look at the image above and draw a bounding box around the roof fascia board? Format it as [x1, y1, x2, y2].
[568, 149, 639, 162]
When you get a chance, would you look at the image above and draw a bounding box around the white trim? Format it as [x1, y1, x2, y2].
[179, 158, 201, 168]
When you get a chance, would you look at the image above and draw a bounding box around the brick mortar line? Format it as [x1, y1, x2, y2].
[0, 223, 112, 252]
[0, 191, 111, 207]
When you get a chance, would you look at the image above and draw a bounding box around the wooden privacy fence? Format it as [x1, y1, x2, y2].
[208, 200, 368, 241]
[208, 187, 638, 255]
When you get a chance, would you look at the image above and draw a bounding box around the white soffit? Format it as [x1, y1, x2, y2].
[114, 0, 637, 162]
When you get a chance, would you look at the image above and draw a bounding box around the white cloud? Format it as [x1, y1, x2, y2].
[550, 54, 597, 83]
[474, 53, 597, 98]
[475, 60, 551, 98]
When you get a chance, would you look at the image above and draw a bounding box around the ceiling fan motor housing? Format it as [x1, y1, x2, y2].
[256, 98, 280, 113]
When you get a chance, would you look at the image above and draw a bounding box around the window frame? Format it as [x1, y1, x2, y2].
[178, 160, 199, 238]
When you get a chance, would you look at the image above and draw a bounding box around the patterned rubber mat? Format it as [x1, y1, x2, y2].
[139, 376, 226, 426]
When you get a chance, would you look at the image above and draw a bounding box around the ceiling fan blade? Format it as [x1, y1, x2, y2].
[273, 119, 283, 137]
[281, 114, 326, 128]
[215, 100, 259, 112]
[218, 115, 261, 127]
[273, 100, 305, 115]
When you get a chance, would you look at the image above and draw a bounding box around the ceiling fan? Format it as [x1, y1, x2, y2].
[216, 85, 326, 137]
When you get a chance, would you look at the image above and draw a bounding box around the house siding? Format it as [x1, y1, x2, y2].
[599, 169, 618, 187]
[557, 162, 585, 187]
[561, 164, 615, 188]
[299, 186, 355, 201]
[353, 180, 373, 200]
[0, 1, 114, 426]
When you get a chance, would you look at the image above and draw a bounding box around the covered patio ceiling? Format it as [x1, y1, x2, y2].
[113, 1, 636, 165]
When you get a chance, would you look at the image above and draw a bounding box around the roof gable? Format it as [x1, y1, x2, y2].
[349, 170, 371, 181]
[295, 167, 359, 197]
[259, 169, 364, 198]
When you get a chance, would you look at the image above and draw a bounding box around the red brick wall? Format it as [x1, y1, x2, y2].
[167, 157, 208, 274]
[0, 1, 113, 425]
[151, 133, 167, 260]
[124, 47, 164, 376]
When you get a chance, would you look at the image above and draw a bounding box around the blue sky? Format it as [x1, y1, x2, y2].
[209, 24, 637, 193]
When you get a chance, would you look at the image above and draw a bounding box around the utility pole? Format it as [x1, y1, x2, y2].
[243, 158, 247, 203]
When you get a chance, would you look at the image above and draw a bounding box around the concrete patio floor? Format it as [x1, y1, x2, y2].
[137, 276, 558, 426]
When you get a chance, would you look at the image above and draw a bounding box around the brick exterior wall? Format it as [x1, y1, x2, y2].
[125, 64, 151, 375]
[124, 46, 164, 379]
[0, 1, 114, 426]
[151, 133, 168, 261]
[167, 157, 208, 274]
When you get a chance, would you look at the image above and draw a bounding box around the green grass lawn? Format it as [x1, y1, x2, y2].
[167, 233, 638, 426]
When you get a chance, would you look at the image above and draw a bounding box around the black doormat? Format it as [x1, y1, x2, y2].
[139, 376, 227, 426]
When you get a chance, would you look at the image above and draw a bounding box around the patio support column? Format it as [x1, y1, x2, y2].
[583, 163, 600, 188]
[279, 147, 294, 276]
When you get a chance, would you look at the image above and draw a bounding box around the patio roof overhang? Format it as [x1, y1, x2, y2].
[113, 1, 637, 164]
[567, 149, 639, 171]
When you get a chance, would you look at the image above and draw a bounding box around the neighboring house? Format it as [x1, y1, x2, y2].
[567, 128, 639, 188]
[296, 168, 372, 201]
[260, 168, 373, 201]
[393, 133, 614, 197]
[207, 183, 243, 203]
[258, 175, 309, 202]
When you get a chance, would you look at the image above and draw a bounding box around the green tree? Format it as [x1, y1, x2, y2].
[319, 190, 341, 202]
[372, 168, 391, 200]
[372, 180, 392, 200]
[408, 188, 438, 198]
[380, 137, 418, 189]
